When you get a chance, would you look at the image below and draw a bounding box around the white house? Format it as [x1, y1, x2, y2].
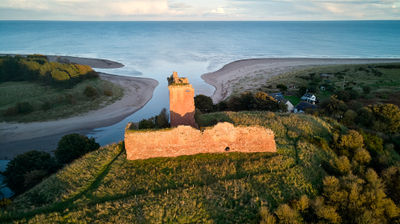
[300, 93, 317, 104]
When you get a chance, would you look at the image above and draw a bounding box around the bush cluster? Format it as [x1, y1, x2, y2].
[0, 55, 98, 88]
[2, 133, 100, 195]
[3, 102, 34, 116]
[194, 92, 287, 114]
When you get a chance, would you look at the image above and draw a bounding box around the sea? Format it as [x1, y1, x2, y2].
[1, 20, 400, 146]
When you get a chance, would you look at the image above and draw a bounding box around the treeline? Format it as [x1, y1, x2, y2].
[195, 91, 287, 114]
[0, 55, 98, 88]
[1, 134, 100, 196]
[135, 108, 170, 130]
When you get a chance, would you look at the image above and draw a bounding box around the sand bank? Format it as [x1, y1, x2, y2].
[202, 58, 400, 103]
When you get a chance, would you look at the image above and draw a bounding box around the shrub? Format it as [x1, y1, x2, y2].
[55, 133, 100, 164]
[342, 109, 357, 126]
[155, 108, 169, 129]
[194, 94, 214, 113]
[276, 84, 288, 92]
[3, 106, 18, 116]
[3, 102, 34, 116]
[138, 119, 156, 129]
[362, 86, 371, 94]
[337, 130, 364, 151]
[3, 151, 57, 194]
[41, 101, 52, 111]
[370, 104, 400, 134]
[84, 85, 98, 98]
[103, 89, 113, 96]
[253, 92, 280, 111]
[16, 102, 34, 114]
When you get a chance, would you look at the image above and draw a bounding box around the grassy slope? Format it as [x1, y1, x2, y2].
[0, 79, 123, 122]
[1, 112, 341, 223]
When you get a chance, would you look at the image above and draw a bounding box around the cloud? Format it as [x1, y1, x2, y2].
[0, 0, 169, 18]
[0, 0, 399, 20]
[210, 7, 225, 14]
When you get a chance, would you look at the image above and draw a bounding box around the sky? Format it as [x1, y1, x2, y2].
[0, 0, 399, 21]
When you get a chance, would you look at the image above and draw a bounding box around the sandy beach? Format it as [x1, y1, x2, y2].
[202, 58, 400, 103]
[0, 56, 158, 159]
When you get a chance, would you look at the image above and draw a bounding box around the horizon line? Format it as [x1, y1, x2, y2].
[0, 19, 400, 22]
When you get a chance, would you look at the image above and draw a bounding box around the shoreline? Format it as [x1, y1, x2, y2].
[201, 58, 400, 103]
[0, 55, 158, 159]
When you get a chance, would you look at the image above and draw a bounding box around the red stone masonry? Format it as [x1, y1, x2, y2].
[168, 72, 197, 128]
[125, 122, 276, 160]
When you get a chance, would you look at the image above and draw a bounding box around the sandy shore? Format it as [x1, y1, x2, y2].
[0, 55, 158, 159]
[202, 58, 400, 103]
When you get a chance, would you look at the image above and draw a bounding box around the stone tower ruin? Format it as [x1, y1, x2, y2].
[168, 72, 197, 128]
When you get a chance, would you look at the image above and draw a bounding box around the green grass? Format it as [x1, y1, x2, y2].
[284, 95, 301, 106]
[0, 112, 341, 223]
[0, 79, 123, 122]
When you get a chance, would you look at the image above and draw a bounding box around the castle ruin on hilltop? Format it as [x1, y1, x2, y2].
[124, 71, 277, 160]
[167, 72, 197, 128]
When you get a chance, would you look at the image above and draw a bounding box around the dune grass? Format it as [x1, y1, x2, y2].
[233, 63, 400, 104]
[0, 112, 343, 223]
[0, 79, 123, 122]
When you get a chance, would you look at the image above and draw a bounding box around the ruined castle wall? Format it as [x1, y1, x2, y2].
[168, 85, 197, 128]
[125, 122, 276, 160]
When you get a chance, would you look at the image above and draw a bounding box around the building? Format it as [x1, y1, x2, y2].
[294, 101, 317, 113]
[300, 93, 317, 104]
[269, 92, 295, 112]
[168, 72, 197, 128]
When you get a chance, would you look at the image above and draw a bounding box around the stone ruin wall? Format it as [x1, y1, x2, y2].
[125, 122, 276, 160]
[168, 84, 197, 128]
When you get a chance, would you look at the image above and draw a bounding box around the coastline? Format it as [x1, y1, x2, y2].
[202, 58, 400, 103]
[0, 55, 158, 159]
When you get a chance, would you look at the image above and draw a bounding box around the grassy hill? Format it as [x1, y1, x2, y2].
[0, 111, 342, 223]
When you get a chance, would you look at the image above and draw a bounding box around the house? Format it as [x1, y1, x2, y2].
[294, 102, 317, 113]
[300, 93, 317, 104]
[270, 92, 295, 112]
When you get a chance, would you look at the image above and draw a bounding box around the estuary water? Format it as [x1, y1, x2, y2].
[1, 20, 400, 145]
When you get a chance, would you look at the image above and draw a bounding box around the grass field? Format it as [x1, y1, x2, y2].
[0, 79, 123, 122]
[0, 111, 340, 223]
[234, 63, 400, 105]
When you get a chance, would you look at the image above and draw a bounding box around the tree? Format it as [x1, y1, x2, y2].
[3, 151, 57, 194]
[277, 84, 288, 92]
[138, 118, 156, 129]
[320, 95, 348, 119]
[55, 133, 100, 164]
[336, 130, 364, 155]
[370, 104, 400, 134]
[155, 108, 169, 128]
[194, 95, 214, 113]
[253, 92, 280, 111]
